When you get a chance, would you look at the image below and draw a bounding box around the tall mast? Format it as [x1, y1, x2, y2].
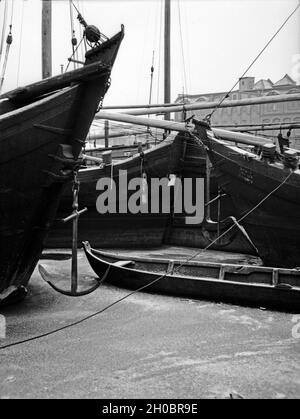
[42, 0, 52, 79]
[164, 0, 171, 120]
[298, 0, 300, 65]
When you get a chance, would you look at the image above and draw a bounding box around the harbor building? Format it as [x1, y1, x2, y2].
[174, 75, 300, 149]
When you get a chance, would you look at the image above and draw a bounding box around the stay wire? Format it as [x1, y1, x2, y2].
[9, 0, 14, 25]
[64, 35, 84, 72]
[16, 0, 24, 86]
[206, 3, 300, 121]
[177, 0, 188, 97]
[0, 0, 8, 61]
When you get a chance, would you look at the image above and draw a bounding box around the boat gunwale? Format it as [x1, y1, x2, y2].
[0, 58, 112, 127]
[84, 244, 300, 279]
[0, 86, 78, 125]
[211, 136, 300, 178]
[79, 136, 176, 173]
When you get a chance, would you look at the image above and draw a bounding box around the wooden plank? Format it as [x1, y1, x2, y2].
[0, 62, 110, 103]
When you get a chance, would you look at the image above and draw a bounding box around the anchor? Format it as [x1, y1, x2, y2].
[39, 172, 109, 296]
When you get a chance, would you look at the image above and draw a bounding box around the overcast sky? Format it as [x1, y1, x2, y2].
[0, 0, 299, 105]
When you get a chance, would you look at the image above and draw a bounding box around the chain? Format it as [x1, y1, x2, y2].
[96, 76, 111, 113]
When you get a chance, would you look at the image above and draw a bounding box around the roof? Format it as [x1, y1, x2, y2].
[253, 79, 274, 90]
[274, 74, 296, 86]
[174, 74, 299, 102]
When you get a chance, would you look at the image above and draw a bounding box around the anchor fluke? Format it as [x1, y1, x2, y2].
[38, 264, 104, 297]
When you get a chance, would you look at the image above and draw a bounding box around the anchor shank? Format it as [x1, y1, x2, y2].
[39, 175, 104, 297]
[71, 182, 79, 294]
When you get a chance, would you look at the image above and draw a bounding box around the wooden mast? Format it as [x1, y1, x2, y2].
[164, 0, 171, 120]
[42, 0, 52, 79]
[298, 0, 300, 72]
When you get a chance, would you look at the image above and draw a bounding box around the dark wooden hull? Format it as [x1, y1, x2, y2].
[165, 135, 255, 254]
[47, 133, 255, 254]
[83, 242, 300, 312]
[0, 29, 124, 303]
[46, 134, 187, 248]
[193, 120, 300, 268]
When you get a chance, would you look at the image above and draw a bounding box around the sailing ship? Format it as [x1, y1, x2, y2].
[0, 7, 124, 304]
[194, 121, 300, 268]
[83, 241, 300, 312]
[192, 118, 300, 269]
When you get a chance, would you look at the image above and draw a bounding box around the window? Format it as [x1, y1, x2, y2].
[287, 101, 300, 110]
[264, 103, 283, 113]
[196, 96, 208, 103]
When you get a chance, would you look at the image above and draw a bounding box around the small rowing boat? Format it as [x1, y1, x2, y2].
[83, 241, 300, 312]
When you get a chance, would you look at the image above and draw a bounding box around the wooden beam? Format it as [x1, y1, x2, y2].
[42, 0, 52, 79]
[96, 111, 273, 146]
[218, 124, 300, 132]
[97, 93, 300, 115]
[96, 111, 192, 132]
[115, 93, 300, 116]
[88, 129, 149, 141]
[212, 127, 272, 145]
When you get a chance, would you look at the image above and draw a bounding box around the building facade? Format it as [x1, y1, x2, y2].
[174, 75, 300, 149]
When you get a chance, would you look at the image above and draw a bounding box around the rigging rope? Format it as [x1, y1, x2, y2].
[148, 50, 155, 114]
[77, 0, 85, 61]
[156, 0, 163, 105]
[0, 134, 293, 351]
[0, 25, 12, 94]
[65, 35, 84, 72]
[0, 0, 14, 93]
[205, 2, 300, 122]
[69, 0, 78, 70]
[9, 0, 13, 26]
[16, 0, 25, 86]
[177, 0, 188, 98]
[0, 0, 8, 66]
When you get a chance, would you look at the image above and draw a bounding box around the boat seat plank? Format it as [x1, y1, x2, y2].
[113, 260, 134, 267]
